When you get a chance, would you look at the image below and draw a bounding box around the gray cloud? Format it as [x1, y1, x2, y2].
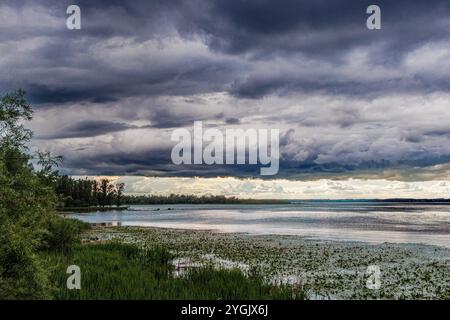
[2, 0, 450, 178]
[36, 120, 138, 139]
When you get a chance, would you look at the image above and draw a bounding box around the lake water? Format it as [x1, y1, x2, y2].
[68, 201, 450, 248]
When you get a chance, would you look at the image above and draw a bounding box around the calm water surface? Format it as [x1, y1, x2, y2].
[68, 202, 450, 247]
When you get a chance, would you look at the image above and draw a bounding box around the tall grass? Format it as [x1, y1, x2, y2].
[40, 242, 304, 300]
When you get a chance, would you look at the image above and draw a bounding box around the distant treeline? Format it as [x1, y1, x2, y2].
[55, 176, 124, 207]
[55, 176, 450, 208]
[123, 194, 288, 205]
[54, 176, 287, 207]
[374, 198, 450, 203]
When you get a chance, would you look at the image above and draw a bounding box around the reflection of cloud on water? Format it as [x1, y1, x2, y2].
[70, 204, 450, 247]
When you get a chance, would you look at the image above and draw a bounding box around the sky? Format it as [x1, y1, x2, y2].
[2, 0, 450, 198]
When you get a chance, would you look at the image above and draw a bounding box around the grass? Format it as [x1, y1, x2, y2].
[87, 227, 450, 299]
[40, 242, 304, 300]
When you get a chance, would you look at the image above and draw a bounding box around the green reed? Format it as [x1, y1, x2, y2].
[40, 242, 305, 300]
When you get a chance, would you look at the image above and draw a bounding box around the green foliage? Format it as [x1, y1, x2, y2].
[0, 89, 84, 299]
[123, 194, 288, 205]
[0, 90, 56, 299]
[41, 243, 302, 300]
[55, 176, 123, 207]
[36, 150, 63, 185]
[0, 171, 86, 298]
[0, 217, 50, 299]
[40, 216, 90, 252]
[0, 89, 32, 150]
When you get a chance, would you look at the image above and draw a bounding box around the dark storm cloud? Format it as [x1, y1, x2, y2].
[36, 120, 138, 139]
[148, 109, 198, 129]
[3, 0, 450, 103]
[62, 147, 173, 176]
[230, 75, 450, 99]
[176, 0, 450, 98]
[60, 147, 273, 177]
[225, 117, 240, 125]
[180, 0, 450, 56]
[62, 147, 450, 179]
[2, 0, 450, 177]
[26, 85, 118, 105]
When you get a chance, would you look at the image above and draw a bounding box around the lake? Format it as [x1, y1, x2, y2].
[68, 201, 450, 247]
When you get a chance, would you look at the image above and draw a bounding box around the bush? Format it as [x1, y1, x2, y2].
[40, 216, 90, 252]
[0, 148, 56, 299]
[0, 217, 50, 299]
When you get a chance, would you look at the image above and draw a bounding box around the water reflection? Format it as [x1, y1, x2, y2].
[68, 203, 450, 247]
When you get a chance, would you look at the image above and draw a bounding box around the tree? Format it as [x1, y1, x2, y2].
[36, 150, 63, 185]
[116, 183, 125, 206]
[1, 90, 91, 299]
[0, 89, 32, 150]
[99, 179, 109, 207]
[92, 179, 99, 206]
[53, 175, 126, 208]
[0, 90, 53, 298]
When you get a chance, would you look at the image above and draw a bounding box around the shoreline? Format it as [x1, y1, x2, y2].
[72, 217, 450, 248]
[57, 206, 129, 213]
[66, 202, 450, 248]
[85, 225, 450, 299]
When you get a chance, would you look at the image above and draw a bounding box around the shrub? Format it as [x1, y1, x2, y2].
[40, 216, 90, 252]
[0, 217, 50, 299]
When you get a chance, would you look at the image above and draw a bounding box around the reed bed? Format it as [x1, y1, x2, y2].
[40, 242, 304, 299]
